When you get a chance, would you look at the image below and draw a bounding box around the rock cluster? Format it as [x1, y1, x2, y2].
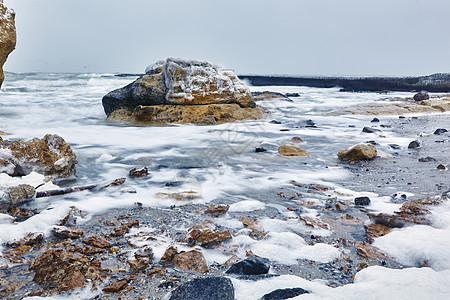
[0, 1, 16, 88]
[0, 134, 77, 178]
[103, 58, 263, 125]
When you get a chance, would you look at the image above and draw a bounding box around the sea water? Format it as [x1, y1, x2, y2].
[1, 73, 449, 299]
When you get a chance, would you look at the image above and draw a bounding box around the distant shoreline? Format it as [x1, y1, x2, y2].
[114, 73, 450, 93]
[239, 73, 450, 93]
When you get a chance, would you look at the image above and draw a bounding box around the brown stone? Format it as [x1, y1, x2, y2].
[59, 206, 85, 226]
[299, 216, 329, 230]
[111, 219, 139, 236]
[2, 134, 77, 177]
[108, 104, 264, 125]
[364, 223, 392, 243]
[129, 167, 149, 178]
[204, 204, 230, 217]
[0, 184, 35, 210]
[83, 235, 110, 248]
[224, 255, 240, 266]
[161, 245, 178, 262]
[80, 246, 104, 255]
[337, 143, 377, 163]
[368, 195, 446, 228]
[0, 2, 16, 88]
[102, 279, 129, 293]
[173, 250, 209, 273]
[356, 241, 389, 260]
[30, 249, 106, 291]
[8, 232, 43, 247]
[291, 136, 304, 143]
[278, 144, 310, 157]
[186, 221, 232, 246]
[52, 226, 84, 239]
[242, 217, 267, 239]
[128, 258, 149, 271]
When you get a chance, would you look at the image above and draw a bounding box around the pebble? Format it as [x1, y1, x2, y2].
[354, 197, 371, 206]
[226, 256, 270, 275]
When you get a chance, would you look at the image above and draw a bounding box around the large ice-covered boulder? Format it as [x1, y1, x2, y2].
[0, 1, 16, 88]
[103, 58, 261, 124]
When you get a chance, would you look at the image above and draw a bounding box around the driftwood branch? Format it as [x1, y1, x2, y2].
[36, 178, 126, 198]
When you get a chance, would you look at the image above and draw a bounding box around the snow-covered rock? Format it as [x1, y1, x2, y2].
[0, 134, 78, 178]
[102, 58, 260, 124]
[0, 1, 16, 87]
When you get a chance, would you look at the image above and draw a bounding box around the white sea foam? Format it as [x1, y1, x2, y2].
[1, 73, 447, 298]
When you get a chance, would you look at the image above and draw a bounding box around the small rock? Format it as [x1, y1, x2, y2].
[83, 235, 110, 248]
[291, 136, 303, 143]
[261, 287, 310, 300]
[0, 184, 35, 211]
[388, 144, 401, 150]
[255, 147, 267, 153]
[135, 246, 154, 258]
[364, 223, 392, 243]
[269, 120, 282, 124]
[437, 164, 447, 170]
[225, 256, 270, 275]
[173, 250, 209, 273]
[356, 241, 389, 260]
[354, 196, 371, 206]
[337, 143, 377, 163]
[413, 90, 429, 101]
[362, 127, 380, 134]
[434, 128, 448, 135]
[8, 232, 44, 247]
[418, 156, 436, 162]
[129, 167, 149, 178]
[52, 226, 84, 239]
[305, 119, 316, 128]
[109, 246, 120, 254]
[407, 140, 421, 149]
[278, 144, 310, 157]
[111, 219, 139, 236]
[186, 221, 232, 246]
[102, 279, 129, 293]
[59, 206, 86, 226]
[204, 204, 230, 217]
[285, 92, 300, 97]
[128, 258, 149, 271]
[161, 245, 178, 262]
[370, 118, 380, 123]
[167, 277, 234, 300]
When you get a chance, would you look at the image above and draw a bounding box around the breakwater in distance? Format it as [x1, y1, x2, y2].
[238, 73, 450, 93]
[115, 73, 450, 93]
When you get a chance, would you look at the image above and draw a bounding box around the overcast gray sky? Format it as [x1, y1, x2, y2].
[3, 0, 450, 76]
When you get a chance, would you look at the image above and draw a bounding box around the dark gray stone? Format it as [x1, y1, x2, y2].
[413, 90, 429, 101]
[389, 144, 401, 150]
[370, 118, 380, 123]
[362, 127, 380, 133]
[102, 74, 167, 116]
[255, 147, 267, 153]
[434, 128, 448, 135]
[354, 196, 371, 206]
[261, 287, 310, 300]
[408, 140, 421, 149]
[285, 92, 300, 97]
[418, 156, 436, 162]
[168, 277, 234, 300]
[226, 256, 270, 275]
